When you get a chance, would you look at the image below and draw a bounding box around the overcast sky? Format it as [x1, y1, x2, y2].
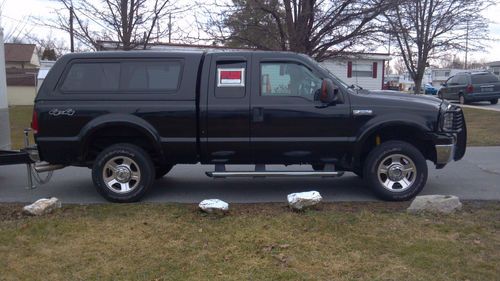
[1, 0, 499, 62]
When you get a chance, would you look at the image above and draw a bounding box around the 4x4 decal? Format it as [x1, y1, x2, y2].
[49, 108, 75, 116]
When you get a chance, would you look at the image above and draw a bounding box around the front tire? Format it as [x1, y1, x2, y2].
[92, 143, 154, 203]
[490, 98, 498, 105]
[437, 91, 443, 99]
[363, 141, 428, 201]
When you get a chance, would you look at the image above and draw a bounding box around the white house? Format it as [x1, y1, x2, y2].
[37, 60, 57, 91]
[320, 53, 391, 90]
[431, 68, 470, 86]
[488, 61, 500, 78]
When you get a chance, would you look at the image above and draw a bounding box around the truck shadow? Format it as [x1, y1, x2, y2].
[145, 173, 378, 202]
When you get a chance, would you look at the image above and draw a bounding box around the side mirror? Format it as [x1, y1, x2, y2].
[441, 83, 447, 87]
[320, 78, 339, 104]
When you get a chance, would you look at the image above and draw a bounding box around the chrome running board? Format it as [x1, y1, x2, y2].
[206, 170, 344, 178]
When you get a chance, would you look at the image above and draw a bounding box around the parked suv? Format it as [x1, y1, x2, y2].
[438, 71, 500, 104]
[32, 51, 467, 202]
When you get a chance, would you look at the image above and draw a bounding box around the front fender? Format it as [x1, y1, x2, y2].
[352, 114, 435, 163]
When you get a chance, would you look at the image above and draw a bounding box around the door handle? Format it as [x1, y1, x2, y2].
[252, 107, 264, 122]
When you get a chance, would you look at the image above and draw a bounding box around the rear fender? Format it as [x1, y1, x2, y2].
[78, 113, 163, 160]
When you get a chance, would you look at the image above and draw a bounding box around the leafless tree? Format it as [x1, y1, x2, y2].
[205, 0, 397, 61]
[393, 57, 407, 75]
[25, 33, 72, 59]
[384, 0, 492, 94]
[44, 0, 187, 50]
[437, 53, 488, 70]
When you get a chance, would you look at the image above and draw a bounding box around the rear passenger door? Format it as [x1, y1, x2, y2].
[203, 54, 252, 164]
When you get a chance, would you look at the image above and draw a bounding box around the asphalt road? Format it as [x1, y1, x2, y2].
[1, 147, 499, 204]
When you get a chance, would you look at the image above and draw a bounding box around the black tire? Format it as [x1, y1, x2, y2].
[155, 165, 173, 179]
[363, 141, 428, 201]
[92, 143, 154, 203]
[490, 98, 498, 105]
[437, 91, 443, 100]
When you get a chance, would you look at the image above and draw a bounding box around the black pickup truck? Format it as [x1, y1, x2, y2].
[32, 51, 466, 202]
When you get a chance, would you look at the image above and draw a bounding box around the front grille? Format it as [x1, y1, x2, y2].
[452, 107, 464, 132]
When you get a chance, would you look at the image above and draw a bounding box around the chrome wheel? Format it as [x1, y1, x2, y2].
[377, 154, 416, 192]
[102, 156, 141, 193]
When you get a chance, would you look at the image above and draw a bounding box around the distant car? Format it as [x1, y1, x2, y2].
[424, 84, 438, 95]
[438, 71, 500, 104]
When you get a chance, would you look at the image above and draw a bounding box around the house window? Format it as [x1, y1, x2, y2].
[352, 63, 373, 78]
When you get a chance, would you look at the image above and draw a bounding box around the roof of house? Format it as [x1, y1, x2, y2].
[4, 43, 36, 63]
[487, 61, 500, 66]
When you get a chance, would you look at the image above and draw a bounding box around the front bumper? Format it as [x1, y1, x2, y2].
[435, 143, 455, 165]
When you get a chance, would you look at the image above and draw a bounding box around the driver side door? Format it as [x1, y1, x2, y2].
[250, 55, 352, 165]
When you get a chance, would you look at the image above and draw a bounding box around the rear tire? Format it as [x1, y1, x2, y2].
[92, 143, 154, 203]
[363, 141, 428, 201]
[490, 98, 498, 105]
[437, 91, 443, 99]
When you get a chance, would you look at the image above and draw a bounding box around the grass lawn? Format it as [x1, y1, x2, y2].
[8, 105, 34, 149]
[7, 105, 500, 149]
[462, 107, 500, 146]
[0, 202, 498, 280]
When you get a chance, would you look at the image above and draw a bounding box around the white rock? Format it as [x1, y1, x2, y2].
[199, 199, 229, 214]
[287, 191, 322, 210]
[23, 197, 62, 216]
[407, 195, 462, 214]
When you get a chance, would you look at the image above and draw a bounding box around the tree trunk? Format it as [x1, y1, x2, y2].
[413, 77, 423, 95]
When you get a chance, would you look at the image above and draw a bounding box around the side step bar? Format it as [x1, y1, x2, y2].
[206, 171, 344, 178]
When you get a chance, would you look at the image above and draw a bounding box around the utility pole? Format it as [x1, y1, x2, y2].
[69, 6, 74, 53]
[465, 19, 469, 69]
[168, 13, 171, 43]
[156, 20, 160, 43]
[0, 16, 11, 149]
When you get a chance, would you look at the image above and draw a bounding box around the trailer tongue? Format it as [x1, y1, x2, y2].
[0, 129, 58, 189]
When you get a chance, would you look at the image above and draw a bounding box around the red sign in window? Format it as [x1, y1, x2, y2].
[220, 71, 241, 80]
[218, 68, 245, 87]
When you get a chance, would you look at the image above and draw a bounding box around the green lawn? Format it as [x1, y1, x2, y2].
[8, 105, 500, 149]
[8, 105, 34, 149]
[0, 202, 498, 280]
[462, 107, 500, 146]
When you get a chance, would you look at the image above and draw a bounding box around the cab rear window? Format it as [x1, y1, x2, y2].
[60, 60, 182, 93]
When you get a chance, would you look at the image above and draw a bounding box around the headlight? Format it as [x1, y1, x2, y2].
[440, 105, 463, 132]
[441, 112, 454, 131]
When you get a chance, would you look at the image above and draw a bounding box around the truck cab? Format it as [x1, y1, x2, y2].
[33, 50, 467, 202]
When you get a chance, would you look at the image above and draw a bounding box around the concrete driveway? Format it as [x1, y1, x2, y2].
[0, 147, 499, 204]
